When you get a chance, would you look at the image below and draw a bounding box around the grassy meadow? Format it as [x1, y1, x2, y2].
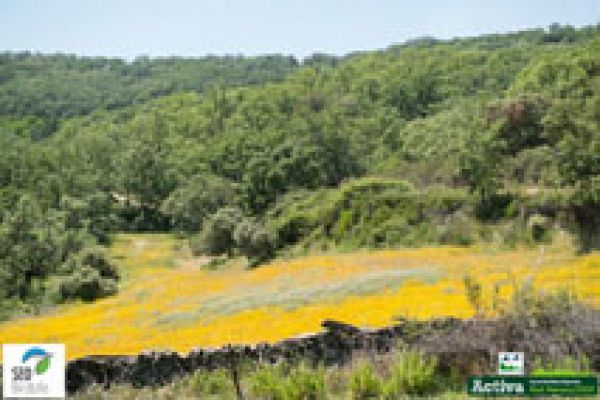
[0, 234, 597, 361]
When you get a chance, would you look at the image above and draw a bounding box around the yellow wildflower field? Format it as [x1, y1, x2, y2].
[0, 234, 598, 360]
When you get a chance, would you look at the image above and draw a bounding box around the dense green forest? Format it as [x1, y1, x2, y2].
[0, 24, 598, 314]
[0, 53, 299, 139]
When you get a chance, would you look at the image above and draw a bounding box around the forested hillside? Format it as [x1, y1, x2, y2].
[0, 24, 598, 316]
[0, 53, 299, 139]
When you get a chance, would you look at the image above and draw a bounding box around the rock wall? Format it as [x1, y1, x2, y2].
[66, 318, 460, 393]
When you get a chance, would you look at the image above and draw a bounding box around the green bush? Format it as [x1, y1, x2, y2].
[275, 213, 312, 246]
[267, 178, 479, 252]
[77, 247, 119, 279]
[57, 247, 119, 302]
[191, 369, 234, 398]
[325, 368, 348, 398]
[383, 350, 438, 397]
[0, 298, 34, 321]
[474, 192, 515, 221]
[190, 207, 244, 256]
[233, 218, 276, 267]
[160, 174, 236, 233]
[191, 207, 276, 266]
[249, 365, 287, 400]
[532, 355, 592, 376]
[285, 364, 326, 400]
[249, 363, 326, 400]
[58, 266, 117, 302]
[434, 211, 475, 246]
[349, 362, 383, 399]
[527, 213, 551, 242]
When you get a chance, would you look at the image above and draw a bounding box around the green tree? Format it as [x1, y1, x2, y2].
[191, 207, 244, 256]
[233, 218, 276, 267]
[161, 174, 236, 233]
[119, 114, 179, 230]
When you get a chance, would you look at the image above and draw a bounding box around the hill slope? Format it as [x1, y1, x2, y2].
[0, 234, 597, 360]
[0, 53, 298, 138]
[0, 24, 598, 321]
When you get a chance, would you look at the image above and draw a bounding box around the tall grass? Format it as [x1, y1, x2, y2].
[249, 363, 326, 400]
[349, 362, 384, 399]
[384, 350, 438, 397]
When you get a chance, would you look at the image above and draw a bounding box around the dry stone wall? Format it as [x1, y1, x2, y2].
[65, 318, 460, 393]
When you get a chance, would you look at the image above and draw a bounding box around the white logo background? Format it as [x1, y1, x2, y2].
[3, 343, 65, 398]
[498, 351, 525, 376]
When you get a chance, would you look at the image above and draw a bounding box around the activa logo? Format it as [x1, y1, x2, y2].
[3, 343, 65, 398]
[468, 376, 598, 397]
[471, 377, 526, 395]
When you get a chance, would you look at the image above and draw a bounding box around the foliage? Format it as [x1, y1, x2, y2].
[418, 285, 599, 379]
[462, 275, 483, 317]
[384, 350, 438, 397]
[233, 218, 276, 267]
[190, 207, 244, 256]
[249, 364, 287, 400]
[267, 178, 475, 251]
[57, 247, 119, 302]
[191, 368, 235, 398]
[249, 363, 326, 400]
[161, 174, 236, 233]
[191, 206, 276, 265]
[285, 364, 327, 400]
[0, 53, 298, 139]
[487, 95, 549, 155]
[532, 354, 592, 376]
[349, 362, 383, 399]
[57, 265, 117, 302]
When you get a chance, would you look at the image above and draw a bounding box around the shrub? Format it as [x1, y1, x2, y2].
[434, 211, 475, 246]
[527, 213, 550, 242]
[274, 213, 312, 246]
[191, 207, 276, 266]
[77, 247, 119, 279]
[190, 207, 244, 256]
[267, 179, 478, 251]
[383, 350, 438, 397]
[475, 192, 515, 221]
[57, 247, 119, 302]
[249, 365, 286, 400]
[417, 286, 600, 378]
[249, 363, 326, 400]
[285, 364, 326, 400]
[349, 362, 383, 399]
[233, 219, 276, 267]
[325, 368, 348, 397]
[161, 174, 236, 233]
[58, 266, 117, 302]
[0, 298, 33, 321]
[191, 369, 234, 398]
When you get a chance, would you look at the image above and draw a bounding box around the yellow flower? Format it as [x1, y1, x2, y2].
[0, 234, 597, 360]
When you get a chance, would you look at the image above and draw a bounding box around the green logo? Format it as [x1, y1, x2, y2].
[468, 376, 598, 397]
[21, 346, 52, 375]
[498, 352, 524, 375]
